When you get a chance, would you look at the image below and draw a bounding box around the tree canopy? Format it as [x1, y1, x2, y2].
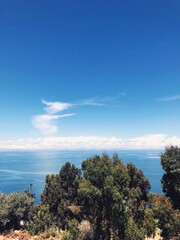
[39, 153, 155, 239]
[161, 145, 180, 209]
[41, 162, 81, 230]
[78, 153, 153, 239]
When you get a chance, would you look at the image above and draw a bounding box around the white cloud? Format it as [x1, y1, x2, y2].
[1, 134, 180, 150]
[32, 99, 75, 135]
[41, 98, 106, 114]
[33, 96, 124, 135]
[42, 99, 73, 114]
[157, 95, 180, 102]
[32, 114, 75, 135]
[126, 134, 168, 148]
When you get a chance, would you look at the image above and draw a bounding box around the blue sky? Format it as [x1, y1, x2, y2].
[0, 0, 180, 149]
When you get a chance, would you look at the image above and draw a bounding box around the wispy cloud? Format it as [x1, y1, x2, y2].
[32, 114, 75, 135]
[32, 95, 124, 135]
[1, 134, 180, 150]
[32, 99, 75, 135]
[157, 95, 180, 102]
[75, 98, 105, 106]
[42, 99, 73, 114]
[74, 94, 125, 107]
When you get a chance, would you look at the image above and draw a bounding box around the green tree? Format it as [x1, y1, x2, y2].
[59, 162, 81, 206]
[161, 145, 180, 209]
[78, 154, 152, 240]
[41, 162, 81, 229]
[38, 154, 156, 239]
[41, 173, 60, 212]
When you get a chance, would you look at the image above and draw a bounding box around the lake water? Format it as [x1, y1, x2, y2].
[0, 150, 164, 202]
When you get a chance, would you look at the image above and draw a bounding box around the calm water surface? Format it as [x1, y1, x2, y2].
[0, 150, 164, 202]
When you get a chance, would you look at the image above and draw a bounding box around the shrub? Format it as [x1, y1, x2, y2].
[0, 190, 34, 232]
[28, 204, 55, 235]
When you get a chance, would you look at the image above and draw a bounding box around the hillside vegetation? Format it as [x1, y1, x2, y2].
[0, 146, 179, 240]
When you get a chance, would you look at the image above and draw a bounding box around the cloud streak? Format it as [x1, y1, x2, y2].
[75, 94, 125, 106]
[32, 114, 75, 135]
[157, 95, 180, 102]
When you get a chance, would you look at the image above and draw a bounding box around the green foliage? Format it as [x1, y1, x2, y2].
[39, 154, 154, 238]
[161, 145, 180, 209]
[28, 204, 55, 235]
[141, 208, 156, 237]
[59, 162, 81, 205]
[62, 219, 79, 240]
[125, 218, 145, 240]
[41, 162, 81, 230]
[3, 150, 177, 239]
[78, 153, 153, 239]
[0, 190, 34, 232]
[67, 219, 80, 239]
[41, 174, 60, 212]
[151, 145, 180, 239]
[127, 163, 150, 201]
[62, 231, 73, 240]
[41, 162, 80, 209]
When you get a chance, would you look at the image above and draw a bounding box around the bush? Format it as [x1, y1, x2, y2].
[28, 204, 55, 235]
[0, 190, 34, 232]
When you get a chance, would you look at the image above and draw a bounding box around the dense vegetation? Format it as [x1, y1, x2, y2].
[161, 146, 180, 210]
[0, 189, 34, 232]
[0, 146, 179, 239]
[40, 153, 154, 239]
